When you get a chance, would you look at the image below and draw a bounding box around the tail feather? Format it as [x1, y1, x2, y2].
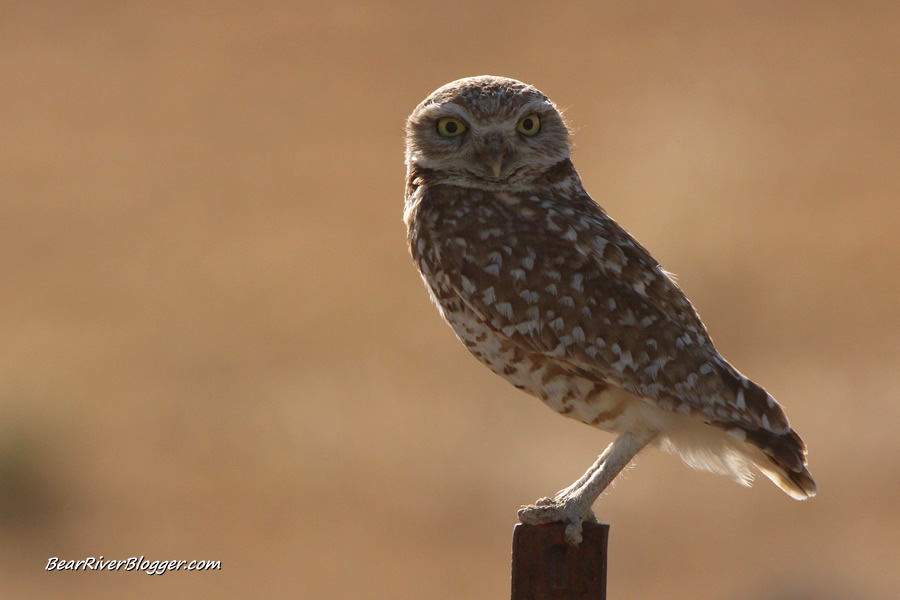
[712, 422, 817, 500]
[757, 461, 817, 500]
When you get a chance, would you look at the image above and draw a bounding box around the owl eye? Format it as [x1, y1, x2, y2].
[516, 114, 541, 136]
[436, 117, 466, 137]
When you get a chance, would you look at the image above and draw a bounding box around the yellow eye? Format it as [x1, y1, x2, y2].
[436, 117, 466, 137]
[516, 114, 541, 136]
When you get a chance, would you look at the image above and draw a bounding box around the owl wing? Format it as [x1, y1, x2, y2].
[426, 185, 792, 436]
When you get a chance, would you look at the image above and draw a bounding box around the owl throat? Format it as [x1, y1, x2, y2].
[409, 157, 581, 194]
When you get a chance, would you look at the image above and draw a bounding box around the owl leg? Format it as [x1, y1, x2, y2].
[518, 430, 657, 545]
[552, 442, 616, 500]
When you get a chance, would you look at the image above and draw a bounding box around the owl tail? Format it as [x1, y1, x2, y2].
[732, 425, 818, 500]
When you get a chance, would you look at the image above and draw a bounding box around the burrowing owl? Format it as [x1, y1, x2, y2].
[404, 75, 815, 545]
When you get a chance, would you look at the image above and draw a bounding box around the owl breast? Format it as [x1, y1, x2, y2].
[441, 301, 635, 431]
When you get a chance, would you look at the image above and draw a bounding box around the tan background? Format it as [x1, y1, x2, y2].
[1, 1, 898, 598]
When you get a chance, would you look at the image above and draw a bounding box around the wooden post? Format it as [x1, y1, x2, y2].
[510, 522, 609, 600]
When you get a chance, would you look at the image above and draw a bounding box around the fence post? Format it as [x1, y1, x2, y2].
[510, 522, 609, 600]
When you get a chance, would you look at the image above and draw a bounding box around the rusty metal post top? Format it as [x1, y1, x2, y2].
[511, 522, 610, 600]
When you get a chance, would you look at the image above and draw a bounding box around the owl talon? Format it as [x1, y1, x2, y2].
[564, 521, 584, 546]
[517, 498, 595, 546]
[517, 500, 564, 525]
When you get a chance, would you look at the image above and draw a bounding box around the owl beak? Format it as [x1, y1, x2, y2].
[483, 138, 506, 178]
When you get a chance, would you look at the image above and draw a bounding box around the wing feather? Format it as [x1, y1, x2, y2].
[418, 182, 790, 433]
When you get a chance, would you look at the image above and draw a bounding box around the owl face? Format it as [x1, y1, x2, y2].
[405, 76, 571, 188]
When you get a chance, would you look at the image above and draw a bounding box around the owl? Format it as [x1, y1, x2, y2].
[403, 75, 816, 545]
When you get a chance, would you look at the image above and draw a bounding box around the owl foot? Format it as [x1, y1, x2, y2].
[517, 497, 597, 545]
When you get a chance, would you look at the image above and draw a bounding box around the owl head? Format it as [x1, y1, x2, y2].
[405, 76, 571, 188]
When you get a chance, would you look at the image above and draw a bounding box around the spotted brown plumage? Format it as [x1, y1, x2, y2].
[404, 75, 815, 545]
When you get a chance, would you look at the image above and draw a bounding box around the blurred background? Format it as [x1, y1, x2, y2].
[1, 1, 898, 598]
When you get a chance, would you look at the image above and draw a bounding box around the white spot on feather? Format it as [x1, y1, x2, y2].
[612, 351, 635, 372]
[519, 289, 539, 303]
[496, 303, 513, 319]
[644, 356, 669, 379]
[517, 320, 540, 335]
[460, 276, 476, 294]
[685, 373, 698, 389]
[521, 254, 535, 270]
[571, 273, 584, 292]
